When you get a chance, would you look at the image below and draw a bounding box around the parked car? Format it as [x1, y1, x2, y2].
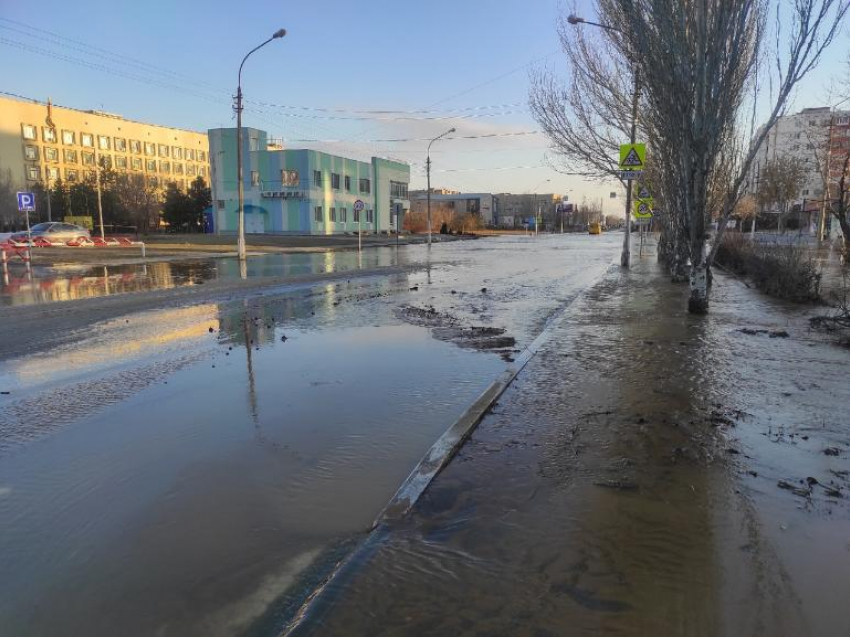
[10, 222, 91, 244]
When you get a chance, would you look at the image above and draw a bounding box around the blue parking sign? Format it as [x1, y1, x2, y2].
[17, 191, 36, 212]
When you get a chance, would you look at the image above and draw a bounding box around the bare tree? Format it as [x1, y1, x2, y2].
[756, 156, 808, 232]
[0, 162, 21, 232]
[597, 0, 848, 312]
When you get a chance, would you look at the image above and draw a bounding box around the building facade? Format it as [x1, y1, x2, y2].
[0, 93, 210, 194]
[409, 192, 496, 226]
[496, 193, 562, 228]
[749, 106, 850, 235]
[209, 128, 410, 235]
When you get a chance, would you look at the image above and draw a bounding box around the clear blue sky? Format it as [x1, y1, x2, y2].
[1, 0, 847, 215]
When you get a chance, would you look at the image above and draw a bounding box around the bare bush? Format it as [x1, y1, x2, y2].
[715, 234, 822, 302]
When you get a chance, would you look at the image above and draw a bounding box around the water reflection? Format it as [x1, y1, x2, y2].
[0, 248, 410, 307]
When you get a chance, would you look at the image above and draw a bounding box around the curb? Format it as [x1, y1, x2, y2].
[281, 262, 618, 636]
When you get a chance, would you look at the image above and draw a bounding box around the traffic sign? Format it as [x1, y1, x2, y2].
[353, 199, 365, 212]
[633, 200, 653, 219]
[17, 191, 36, 212]
[636, 183, 651, 200]
[619, 143, 646, 172]
[619, 170, 643, 180]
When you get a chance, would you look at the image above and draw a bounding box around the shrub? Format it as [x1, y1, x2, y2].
[715, 234, 821, 302]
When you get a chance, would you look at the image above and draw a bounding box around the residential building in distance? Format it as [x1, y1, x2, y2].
[749, 106, 850, 234]
[0, 93, 210, 193]
[409, 192, 497, 226]
[209, 127, 410, 235]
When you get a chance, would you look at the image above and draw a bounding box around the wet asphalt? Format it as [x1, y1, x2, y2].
[288, 247, 850, 637]
[0, 234, 620, 637]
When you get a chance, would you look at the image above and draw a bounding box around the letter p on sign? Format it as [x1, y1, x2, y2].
[17, 191, 36, 212]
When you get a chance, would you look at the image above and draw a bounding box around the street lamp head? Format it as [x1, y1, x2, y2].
[272, 28, 287, 39]
[567, 14, 584, 25]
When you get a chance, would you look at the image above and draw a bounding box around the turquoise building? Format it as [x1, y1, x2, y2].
[209, 127, 410, 235]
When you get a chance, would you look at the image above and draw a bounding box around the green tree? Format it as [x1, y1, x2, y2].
[68, 181, 97, 217]
[188, 176, 212, 232]
[161, 182, 194, 231]
[49, 177, 70, 219]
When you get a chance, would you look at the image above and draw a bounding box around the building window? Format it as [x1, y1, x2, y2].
[185, 148, 195, 161]
[217, 200, 225, 210]
[82, 151, 95, 166]
[187, 164, 197, 177]
[114, 138, 126, 152]
[390, 181, 408, 199]
[340, 207, 347, 222]
[172, 147, 183, 160]
[174, 163, 184, 175]
[46, 167, 59, 181]
[44, 147, 59, 162]
[197, 150, 206, 162]
[314, 205, 323, 223]
[330, 207, 337, 222]
[62, 130, 76, 145]
[366, 209, 374, 223]
[331, 173, 340, 189]
[81, 133, 94, 148]
[130, 140, 141, 154]
[115, 156, 128, 169]
[26, 165, 40, 180]
[24, 145, 39, 161]
[144, 142, 155, 156]
[63, 149, 78, 163]
[22, 124, 37, 140]
[148, 176, 159, 188]
[353, 207, 360, 223]
[803, 189, 810, 196]
[313, 170, 322, 187]
[101, 155, 112, 169]
[251, 170, 259, 186]
[160, 161, 171, 174]
[83, 170, 96, 181]
[158, 144, 169, 158]
[146, 158, 157, 172]
[345, 175, 351, 191]
[43, 127, 57, 143]
[131, 157, 142, 170]
[359, 178, 371, 194]
[66, 168, 78, 182]
[199, 166, 206, 177]
[837, 116, 850, 126]
[97, 135, 110, 150]
[281, 169, 299, 186]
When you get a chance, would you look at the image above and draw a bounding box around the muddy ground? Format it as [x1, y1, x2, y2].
[288, 253, 850, 637]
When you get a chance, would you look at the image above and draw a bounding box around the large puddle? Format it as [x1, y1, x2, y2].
[0, 234, 621, 637]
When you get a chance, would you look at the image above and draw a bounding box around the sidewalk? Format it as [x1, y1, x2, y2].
[286, 255, 850, 637]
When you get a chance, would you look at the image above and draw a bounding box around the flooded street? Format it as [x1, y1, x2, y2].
[288, 246, 850, 637]
[0, 234, 620, 637]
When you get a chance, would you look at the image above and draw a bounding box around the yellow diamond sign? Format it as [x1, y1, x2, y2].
[619, 143, 646, 172]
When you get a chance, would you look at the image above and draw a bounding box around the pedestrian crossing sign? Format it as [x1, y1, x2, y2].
[619, 143, 646, 172]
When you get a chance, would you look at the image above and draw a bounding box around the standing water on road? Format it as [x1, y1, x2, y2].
[0, 234, 620, 637]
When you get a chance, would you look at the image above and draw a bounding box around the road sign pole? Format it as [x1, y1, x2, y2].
[622, 70, 640, 268]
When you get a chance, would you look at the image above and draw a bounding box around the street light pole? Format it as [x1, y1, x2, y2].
[567, 14, 636, 268]
[236, 29, 286, 262]
[426, 127, 456, 247]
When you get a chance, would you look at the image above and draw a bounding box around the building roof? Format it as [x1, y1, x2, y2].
[0, 90, 207, 135]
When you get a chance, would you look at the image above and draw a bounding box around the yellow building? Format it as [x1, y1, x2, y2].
[0, 92, 210, 194]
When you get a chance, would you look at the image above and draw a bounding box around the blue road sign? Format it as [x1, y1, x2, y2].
[353, 199, 365, 212]
[17, 191, 36, 212]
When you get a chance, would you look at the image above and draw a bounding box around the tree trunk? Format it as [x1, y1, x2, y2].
[689, 263, 709, 313]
